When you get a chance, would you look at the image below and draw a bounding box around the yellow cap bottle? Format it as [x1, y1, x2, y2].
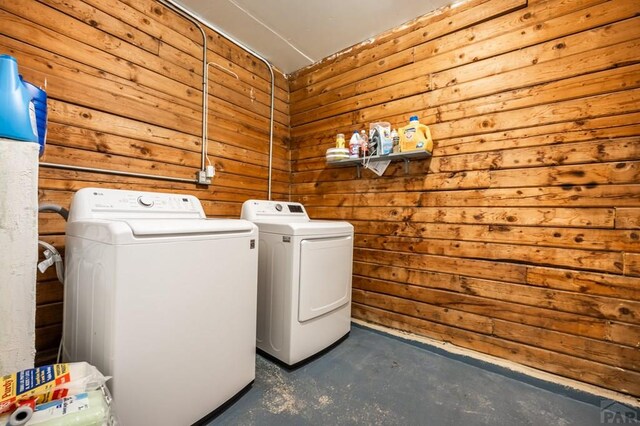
[399, 116, 433, 153]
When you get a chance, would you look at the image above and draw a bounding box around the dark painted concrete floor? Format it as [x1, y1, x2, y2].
[209, 324, 623, 425]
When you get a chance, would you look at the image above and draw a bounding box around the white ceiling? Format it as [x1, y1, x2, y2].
[172, 0, 453, 74]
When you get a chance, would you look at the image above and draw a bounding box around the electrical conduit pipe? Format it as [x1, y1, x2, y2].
[41, 1, 276, 198]
[159, 0, 276, 199]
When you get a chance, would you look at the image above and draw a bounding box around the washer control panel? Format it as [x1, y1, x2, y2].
[241, 200, 309, 221]
[68, 188, 206, 221]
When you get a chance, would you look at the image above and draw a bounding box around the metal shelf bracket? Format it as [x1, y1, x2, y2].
[327, 150, 431, 179]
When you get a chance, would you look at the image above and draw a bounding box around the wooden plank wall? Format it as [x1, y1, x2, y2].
[0, 0, 290, 364]
[289, 0, 640, 396]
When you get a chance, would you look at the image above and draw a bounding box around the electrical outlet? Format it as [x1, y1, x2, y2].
[196, 170, 211, 185]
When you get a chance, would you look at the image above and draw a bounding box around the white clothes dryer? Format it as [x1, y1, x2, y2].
[241, 200, 353, 366]
[64, 188, 258, 425]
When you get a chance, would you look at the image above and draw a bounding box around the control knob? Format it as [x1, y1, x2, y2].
[137, 196, 154, 207]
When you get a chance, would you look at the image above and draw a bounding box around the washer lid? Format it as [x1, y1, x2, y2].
[66, 218, 256, 244]
[252, 220, 353, 236]
[124, 218, 255, 236]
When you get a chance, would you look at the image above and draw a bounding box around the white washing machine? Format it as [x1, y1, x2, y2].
[241, 200, 353, 366]
[63, 188, 258, 425]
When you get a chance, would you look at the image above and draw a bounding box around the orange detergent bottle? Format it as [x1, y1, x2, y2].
[399, 115, 433, 153]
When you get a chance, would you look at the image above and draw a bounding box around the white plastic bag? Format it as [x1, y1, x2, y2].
[0, 362, 108, 424]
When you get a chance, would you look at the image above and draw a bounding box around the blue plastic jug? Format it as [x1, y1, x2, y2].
[0, 54, 39, 143]
[22, 77, 47, 156]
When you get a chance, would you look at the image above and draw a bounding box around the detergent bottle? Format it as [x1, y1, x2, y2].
[399, 115, 433, 153]
[0, 55, 39, 143]
[391, 129, 400, 153]
[22, 77, 48, 156]
[348, 131, 360, 158]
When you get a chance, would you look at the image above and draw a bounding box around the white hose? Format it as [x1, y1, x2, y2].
[37, 204, 67, 363]
[37, 240, 64, 284]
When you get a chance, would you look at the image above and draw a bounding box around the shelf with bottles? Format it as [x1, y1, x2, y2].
[326, 116, 433, 178]
[327, 150, 431, 178]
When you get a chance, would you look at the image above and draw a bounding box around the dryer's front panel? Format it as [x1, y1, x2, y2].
[298, 235, 353, 322]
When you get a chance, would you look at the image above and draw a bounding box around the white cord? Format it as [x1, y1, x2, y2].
[56, 339, 63, 364]
[204, 61, 242, 172]
[361, 136, 377, 169]
[207, 61, 239, 80]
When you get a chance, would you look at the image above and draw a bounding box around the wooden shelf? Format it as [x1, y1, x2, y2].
[327, 150, 431, 177]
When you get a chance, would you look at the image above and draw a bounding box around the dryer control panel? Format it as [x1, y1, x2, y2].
[68, 188, 206, 221]
[241, 199, 309, 221]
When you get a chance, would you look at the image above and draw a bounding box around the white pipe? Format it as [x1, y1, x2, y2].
[41, 2, 276, 192]
[267, 66, 275, 200]
[40, 162, 197, 183]
[161, 0, 276, 200]
[41, 2, 208, 185]
[157, 0, 209, 173]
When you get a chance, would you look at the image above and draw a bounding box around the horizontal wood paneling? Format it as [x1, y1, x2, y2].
[352, 303, 640, 396]
[6, 0, 638, 397]
[0, 0, 289, 362]
[289, 0, 640, 396]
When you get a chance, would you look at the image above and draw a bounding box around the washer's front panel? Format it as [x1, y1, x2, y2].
[111, 236, 257, 426]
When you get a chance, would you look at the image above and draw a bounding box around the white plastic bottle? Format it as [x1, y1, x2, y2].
[359, 130, 369, 157]
[386, 129, 400, 154]
[348, 131, 360, 159]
